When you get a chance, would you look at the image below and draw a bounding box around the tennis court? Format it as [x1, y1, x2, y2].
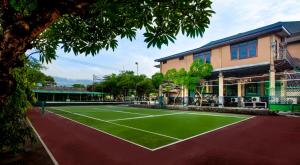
[48, 105, 253, 150]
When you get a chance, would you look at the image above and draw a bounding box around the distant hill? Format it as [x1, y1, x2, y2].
[54, 76, 93, 86]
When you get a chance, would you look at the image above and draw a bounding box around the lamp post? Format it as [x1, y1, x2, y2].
[135, 62, 138, 102]
[135, 62, 139, 76]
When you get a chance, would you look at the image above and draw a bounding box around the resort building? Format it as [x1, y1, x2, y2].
[155, 21, 300, 111]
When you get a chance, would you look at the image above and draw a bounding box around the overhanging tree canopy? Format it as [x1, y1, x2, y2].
[0, 0, 214, 153]
[0, 0, 214, 104]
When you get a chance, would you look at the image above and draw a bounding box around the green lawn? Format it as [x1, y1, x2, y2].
[48, 105, 252, 150]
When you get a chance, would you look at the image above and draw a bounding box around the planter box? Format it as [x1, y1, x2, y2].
[269, 104, 300, 112]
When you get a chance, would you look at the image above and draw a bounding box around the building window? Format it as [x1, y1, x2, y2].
[231, 46, 238, 60]
[179, 56, 184, 60]
[246, 83, 258, 95]
[162, 60, 167, 64]
[230, 39, 257, 60]
[193, 51, 211, 63]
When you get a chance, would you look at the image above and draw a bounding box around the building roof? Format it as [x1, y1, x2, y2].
[155, 21, 300, 62]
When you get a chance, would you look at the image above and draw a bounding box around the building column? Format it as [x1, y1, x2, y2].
[269, 70, 276, 102]
[183, 87, 189, 105]
[52, 93, 55, 102]
[237, 80, 243, 97]
[181, 85, 184, 105]
[205, 82, 210, 93]
[218, 72, 224, 107]
[260, 81, 264, 97]
[159, 84, 163, 96]
[269, 35, 276, 103]
[209, 81, 213, 93]
[158, 85, 163, 106]
[237, 80, 243, 107]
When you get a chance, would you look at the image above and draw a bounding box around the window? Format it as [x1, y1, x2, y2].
[230, 46, 238, 60]
[162, 60, 167, 64]
[193, 51, 211, 63]
[246, 83, 258, 95]
[248, 40, 257, 57]
[230, 40, 257, 60]
[205, 54, 211, 63]
[179, 56, 184, 60]
[239, 43, 248, 59]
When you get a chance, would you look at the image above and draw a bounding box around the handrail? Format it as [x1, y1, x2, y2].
[277, 47, 297, 68]
[285, 50, 296, 68]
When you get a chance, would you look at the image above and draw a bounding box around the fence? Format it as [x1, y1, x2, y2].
[158, 71, 300, 111]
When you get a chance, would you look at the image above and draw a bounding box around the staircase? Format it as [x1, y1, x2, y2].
[275, 43, 299, 71]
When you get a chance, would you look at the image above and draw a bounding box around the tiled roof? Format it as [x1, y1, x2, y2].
[155, 21, 300, 62]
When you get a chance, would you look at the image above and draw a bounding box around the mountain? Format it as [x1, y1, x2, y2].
[54, 76, 93, 86]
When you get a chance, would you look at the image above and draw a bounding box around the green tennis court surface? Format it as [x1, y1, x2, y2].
[48, 105, 252, 150]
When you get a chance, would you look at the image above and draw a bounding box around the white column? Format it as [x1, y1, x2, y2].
[209, 81, 213, 93]
[158, 85, 163, 105]
[269, 35, 276, 103]
[183, 87, 189, 105]
[205, 82, 210, 93]
[181, 85, 184, 105]
[269, 71, 276, 101]
[237, 80, 243, 107]
[159, 85, 162, 96]
[218, 72, 224, 107]
[237, 80, 242, 97]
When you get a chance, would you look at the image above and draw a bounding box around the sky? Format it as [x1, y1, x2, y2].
[40, 0, 300, 82]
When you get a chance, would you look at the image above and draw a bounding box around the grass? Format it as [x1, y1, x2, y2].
[48, 105, 252, 150]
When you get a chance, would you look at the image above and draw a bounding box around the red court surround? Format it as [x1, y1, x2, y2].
[28, 108, 300, 165]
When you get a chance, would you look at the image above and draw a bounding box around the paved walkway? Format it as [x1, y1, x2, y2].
[28, 109, 300, 165]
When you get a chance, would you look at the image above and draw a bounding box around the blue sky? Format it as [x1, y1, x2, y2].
[41, 0, 300, 81]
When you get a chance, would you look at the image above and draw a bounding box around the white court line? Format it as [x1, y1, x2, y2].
[59, 106, 242, 118]
[98, 105, 248, 118]
[52, 106, 149, 116]
[48, 108, 255, 151]
[46, 111, 154, 151]
[51, 108, 181, 141]
[27, 118, 59, 165]
[151, 116, 255, 151]
[184, 112, 248, 118]
[108, 112, 185, 122]
[93, 107, 151, 116]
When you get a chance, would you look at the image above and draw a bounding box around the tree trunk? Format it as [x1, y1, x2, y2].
[0, 58, 18, 108]
[173, 88, 181, 105]
[0, 0, 99, 152]
[0, 9, 62, 108]
[195, 86, 205, 107]
[0, 0, 97, 106]
[195, 88, 202, 106]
